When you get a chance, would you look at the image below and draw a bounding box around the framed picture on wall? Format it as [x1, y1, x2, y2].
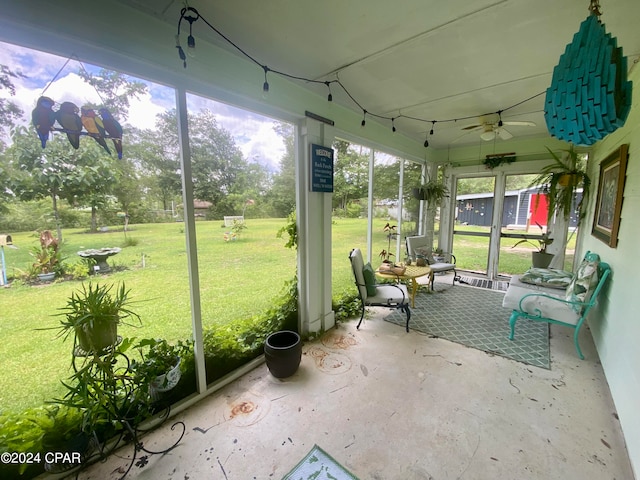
[591, 144, 629, 248]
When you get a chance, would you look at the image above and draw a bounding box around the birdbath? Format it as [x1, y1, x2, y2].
[77, 247, 121, 273]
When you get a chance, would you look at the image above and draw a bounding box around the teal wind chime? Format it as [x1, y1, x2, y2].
[545, 0, 633, 145]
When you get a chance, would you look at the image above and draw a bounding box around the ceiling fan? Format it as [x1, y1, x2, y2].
[462, 115, 536, 141]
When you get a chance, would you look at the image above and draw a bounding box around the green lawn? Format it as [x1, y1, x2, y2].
[452, 224, 576, 274]
[1, 220, 300, 413]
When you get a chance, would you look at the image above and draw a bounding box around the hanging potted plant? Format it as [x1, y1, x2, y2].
[530, 145, 591, 226]
[412, 180, 449, 204]
[54, 282, 141, 353]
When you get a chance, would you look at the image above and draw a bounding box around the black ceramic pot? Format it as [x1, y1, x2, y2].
[264, 330, 302, 378]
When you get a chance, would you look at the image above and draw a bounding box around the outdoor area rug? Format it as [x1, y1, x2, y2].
[458, 275, 509, 291]
[282, 444, 359, 480]
[385, 284, 550, 369]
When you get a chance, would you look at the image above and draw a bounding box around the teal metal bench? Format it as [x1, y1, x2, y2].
[506, 254, 610, 360]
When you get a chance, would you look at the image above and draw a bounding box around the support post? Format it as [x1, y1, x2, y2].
[296, 119, 335, 337]
[176, 88, 207, 395]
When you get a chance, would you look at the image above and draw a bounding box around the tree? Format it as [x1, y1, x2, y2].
[188, 109, 247, 212]
[7, 125, 115, 239]
[0, 65, 25, 208]
[0, 65, 24, 131]
[77, 68, 147, 120]
[267, 123, 296, 217]
[127, 116, 182, 213]
[332, 140, 369, 214]
[129, 109, 271, 220]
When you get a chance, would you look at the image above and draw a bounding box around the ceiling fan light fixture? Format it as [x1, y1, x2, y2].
[480, 131, 496, 141]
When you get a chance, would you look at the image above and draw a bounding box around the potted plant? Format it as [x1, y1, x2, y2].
[50, 337, 155, 451]
[55, 282, 141, 353]
[379, 222, 397, 265]
[30, 230, 63, 282]
[131, 338, 188, 399]
[378, 223, 406, 274]
[530, 145, 591, 226]
[412, 180, 449, 204]
[512, 223, 554, 268]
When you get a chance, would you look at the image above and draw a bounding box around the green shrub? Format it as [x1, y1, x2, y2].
[0, 405, 82, 477]
[121, 235, 139, 247]
[65, 261, 90, 280]
[346, 201, 362, 218]
[333, 291, 361, 323]
[202, 276, 298, 383]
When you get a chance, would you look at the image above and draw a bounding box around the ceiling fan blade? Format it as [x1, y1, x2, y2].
[496, 127, 513, 140]
[502, 121, 536, 127]
[461, 124, 483, 131]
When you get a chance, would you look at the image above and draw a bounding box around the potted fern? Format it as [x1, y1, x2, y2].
[412, 180, 449, 204]
[530, 145, 591, 226]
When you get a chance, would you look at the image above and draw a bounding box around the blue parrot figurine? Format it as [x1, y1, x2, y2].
[56, 101, 83, 149]
[31, 96, 56, 148]
[99, 108, 123, 159]
[81, 106, 111, 155]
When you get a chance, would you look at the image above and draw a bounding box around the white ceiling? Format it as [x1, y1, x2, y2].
[122, 0, 640, 149]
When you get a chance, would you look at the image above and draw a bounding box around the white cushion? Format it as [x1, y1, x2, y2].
[349, 248, 367, 300]
[368, 284, 409, 305]
[429, 262, 455, 273]
[503, 277, 580, 325]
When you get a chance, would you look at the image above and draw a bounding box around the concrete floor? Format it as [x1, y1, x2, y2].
[76, 284, 634, 480]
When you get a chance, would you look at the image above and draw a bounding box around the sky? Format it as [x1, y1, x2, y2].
[0, 40, 287, 171]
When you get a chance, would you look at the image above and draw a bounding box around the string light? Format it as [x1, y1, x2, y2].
[175, 35, 186, 69]
[174, 8, 545, 142]
[423, 131, 429, 148]
[184, 8, 199, 57]
[176, 7, 199, 64]
[262, 66, 270, 95]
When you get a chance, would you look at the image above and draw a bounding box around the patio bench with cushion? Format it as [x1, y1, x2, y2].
[502, 251, 611, 359]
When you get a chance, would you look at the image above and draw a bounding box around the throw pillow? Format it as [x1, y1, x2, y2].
[362, 262, 377, 296]
[565, 253, 600, 311]
[520, 268, 573, 289]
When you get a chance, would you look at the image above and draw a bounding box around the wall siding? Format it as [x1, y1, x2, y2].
[582, 63, 640, 478]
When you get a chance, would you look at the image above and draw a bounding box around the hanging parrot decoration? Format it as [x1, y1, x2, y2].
[81, 106, 111, 155]
[56, 101, 83, 149]
[31, 96, 56, 148]
[99, 108, 123, 159]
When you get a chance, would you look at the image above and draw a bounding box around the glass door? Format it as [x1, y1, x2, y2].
[452, 176, 495, 274]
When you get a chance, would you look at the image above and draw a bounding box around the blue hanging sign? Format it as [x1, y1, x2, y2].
[310, 143, 334, 193]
